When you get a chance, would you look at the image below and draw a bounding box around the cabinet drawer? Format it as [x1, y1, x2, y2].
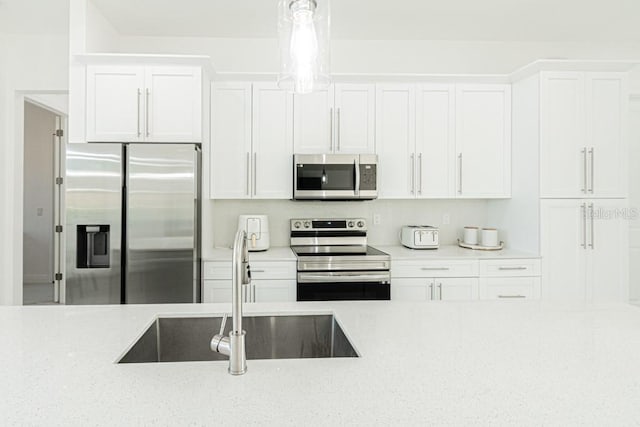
[250, 261, 296, 280]
[392, 260, 479, 278]
[479, 259, 541, 277]
[479, 277, 541, 300]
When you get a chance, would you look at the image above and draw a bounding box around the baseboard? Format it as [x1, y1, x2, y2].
[23, 274, 52, 284]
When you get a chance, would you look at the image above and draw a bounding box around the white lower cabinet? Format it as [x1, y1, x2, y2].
[479, 277, 541, 300]
[391, 277, 478, 301]
[202, 260, 296, 303]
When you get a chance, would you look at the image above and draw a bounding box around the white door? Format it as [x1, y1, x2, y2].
[390, 278, 430, 301]
[253, 280, 296, 302]
[86, 65, 145, 142]
[293, 87, 334, 153]
[455, 84, 511, 198]
[437, 278, 479, 301]
[145, 66, 202, 143]
[210, 82, 252, 199]
[252, 83, 294, 199]
[586, 73, 628, 198]
[416, 84, 456, 198]
[540, 199, 588, 301]
[334, 84, 376, 153]
[540, 72, 586, 198]
[375, 84, 416, 199]
[586, 199, 628, 302]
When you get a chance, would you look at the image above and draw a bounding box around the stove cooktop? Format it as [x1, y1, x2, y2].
[291, 245, 389, 257]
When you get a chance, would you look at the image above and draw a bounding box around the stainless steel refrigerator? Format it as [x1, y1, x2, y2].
[65, 143, 201, 304]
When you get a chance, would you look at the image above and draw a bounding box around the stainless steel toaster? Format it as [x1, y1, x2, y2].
[400, 226, 439, 249]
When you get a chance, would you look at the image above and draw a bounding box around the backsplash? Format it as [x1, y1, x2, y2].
[205, 199, 489, 250]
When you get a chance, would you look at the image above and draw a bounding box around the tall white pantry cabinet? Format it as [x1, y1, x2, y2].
[538, 71, 629, 302]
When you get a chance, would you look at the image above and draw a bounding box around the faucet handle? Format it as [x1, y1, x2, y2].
[218, 313, 228, 336]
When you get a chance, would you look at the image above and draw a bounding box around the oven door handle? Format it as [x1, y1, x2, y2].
[297, 272, 390, 283]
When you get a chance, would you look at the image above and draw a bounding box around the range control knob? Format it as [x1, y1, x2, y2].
[304, 221, 311, 228]
[347, 221, 355, 228]
[357, 220, 365, 228]
[293, 221, 301, 229]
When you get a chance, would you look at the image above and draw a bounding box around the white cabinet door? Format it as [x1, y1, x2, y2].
[145, 66, 202, 142]
[375, 84, 416, 199]
[253, 280, 296, 302]
[586, 73, 628, 198]
[540, 72, 587, 198]
[86, 65, 145, 142]
[587, 200, 628, 302]
[210, 82, 252, 199]
[251, 83, 294, 199]
[293, 88, 334, 153]
[202, 280, 232, 303]
[455, 84, 511, 198]
[540, 200, 588, 301]
[437, 278, 479, 301]
[391, 278, 429, 301]
[334, 84, 376, 154]
[416, 84, 456, 198]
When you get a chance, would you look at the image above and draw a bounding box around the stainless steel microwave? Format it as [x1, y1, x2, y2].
[293, 154, 378, 200]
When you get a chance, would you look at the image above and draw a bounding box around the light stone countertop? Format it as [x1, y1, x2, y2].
[2, 301, 640, 425]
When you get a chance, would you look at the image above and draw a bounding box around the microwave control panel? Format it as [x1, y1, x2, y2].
[359, 164, 377, 190]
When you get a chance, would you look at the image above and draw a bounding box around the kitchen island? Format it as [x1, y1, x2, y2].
[2, 301, 640, 425]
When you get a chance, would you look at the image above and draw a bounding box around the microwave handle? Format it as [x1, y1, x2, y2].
[354, 158, 361, 196]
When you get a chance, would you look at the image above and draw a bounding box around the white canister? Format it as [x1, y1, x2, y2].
[481, 228, 499, 247]
[463, 227, 479, 245]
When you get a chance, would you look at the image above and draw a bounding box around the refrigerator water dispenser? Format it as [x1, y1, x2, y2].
[77, 225, 110, 268]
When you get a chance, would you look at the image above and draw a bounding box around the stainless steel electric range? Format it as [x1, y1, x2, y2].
[290, 218, 391, 301]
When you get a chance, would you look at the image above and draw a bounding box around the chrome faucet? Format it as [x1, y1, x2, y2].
[210, 229, 250, 375]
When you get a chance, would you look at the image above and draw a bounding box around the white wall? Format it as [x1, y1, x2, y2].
[23, 102, 57, 284]
[205, 199, 489, 252]
[0, 33, 69, 305]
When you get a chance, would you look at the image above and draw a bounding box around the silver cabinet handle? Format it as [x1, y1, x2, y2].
[145, 88, 151, 137]
[410, 153, 415, 194]
[336, 108, 341, 152]
[437, 283, 443, 300]
[498, 295, 526, 299]
[253, 152, 257, 196]
[421, 267, 450, 271]
[589, 203, 595, 249]
[582, 147, 587, 193]
[251, 269, 265, 273]
[137, 88, 142, 137]
[589, 147, 594, 194]
[581, 203, 587, 249]
[429, 283, 434, 300]
[252, 284, 256, 303]
[498, 266, 527, 271]
[418, 153, 423, 195]
[246, 152, 250, 196]
[458, 153, 463, 194]
[329, 108, 334, 152]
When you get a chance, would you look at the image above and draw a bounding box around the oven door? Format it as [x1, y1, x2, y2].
[294, 154, 358, 200]
[297, 271, 391, 301]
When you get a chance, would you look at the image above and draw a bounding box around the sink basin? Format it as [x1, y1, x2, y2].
[118, 314, 359, 363]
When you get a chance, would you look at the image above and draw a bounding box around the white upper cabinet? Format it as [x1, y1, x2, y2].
[540, 71, 628, 198]
[86, 66, 145, 142]
[144, 66, 202, 142]
[210, 82, 294, 200]
[252, 83, 294, 199]
[416, 84, 456, 198]
[375, 84, 416, 198]
[210, 82, 252, 199]
[293, 84, 375, 154]
[455, 84, 512, 198]
[86, 65, 202, 143]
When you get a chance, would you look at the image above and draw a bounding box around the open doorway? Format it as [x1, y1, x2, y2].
[22, 100, 65, 305]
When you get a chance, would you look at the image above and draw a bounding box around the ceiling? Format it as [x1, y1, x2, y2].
[3, 0, 640, 43]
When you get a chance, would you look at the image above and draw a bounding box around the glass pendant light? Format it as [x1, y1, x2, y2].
[278, 0, 331, 95]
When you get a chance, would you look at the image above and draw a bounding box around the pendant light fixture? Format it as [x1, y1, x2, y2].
[278, 0, 331, 95]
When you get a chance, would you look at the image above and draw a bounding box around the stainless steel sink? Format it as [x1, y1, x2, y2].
[118, 314, 359, 363]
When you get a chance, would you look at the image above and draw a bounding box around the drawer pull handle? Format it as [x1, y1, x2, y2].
[251, 269, 266, 273]
[498, 295, 526, 299]
[498, 266, 527, 271]
[421, 267, 450, 271]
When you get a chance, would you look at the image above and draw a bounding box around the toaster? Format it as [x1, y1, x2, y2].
[400, 226, 439, 249]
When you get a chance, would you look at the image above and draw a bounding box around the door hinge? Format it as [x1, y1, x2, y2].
[55, 273, 63, 281]
[55, 225, 63, 233]
[55, 177, 63, 185]
[55, 129, 64, 137]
